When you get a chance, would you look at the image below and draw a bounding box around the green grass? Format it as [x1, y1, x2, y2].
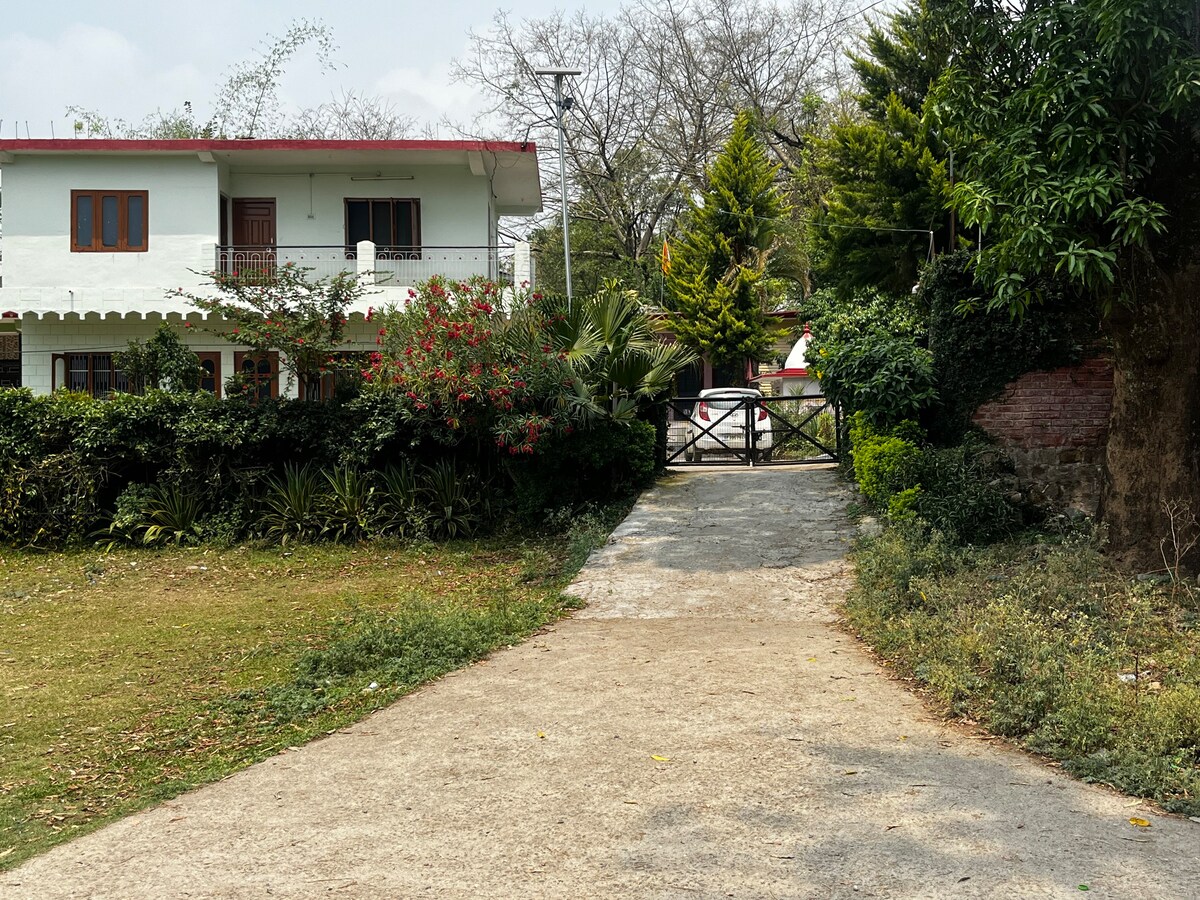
[0, 506, 627, 870]
[845, 522, 1200, 815]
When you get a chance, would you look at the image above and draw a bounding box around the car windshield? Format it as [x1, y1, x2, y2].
[705, 399, 745, 410]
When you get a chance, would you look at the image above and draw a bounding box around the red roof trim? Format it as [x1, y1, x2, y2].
[751, 368, 810, 380]
[0, 138, 536, 154]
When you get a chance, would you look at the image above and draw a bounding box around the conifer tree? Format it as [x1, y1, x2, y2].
[666, 112, 784, 382]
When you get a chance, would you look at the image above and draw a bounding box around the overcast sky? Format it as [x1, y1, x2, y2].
[0, 1, 606, 139]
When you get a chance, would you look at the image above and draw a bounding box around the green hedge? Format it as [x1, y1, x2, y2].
[849, 411, 1020, 544]
[0, 389, 656, 548]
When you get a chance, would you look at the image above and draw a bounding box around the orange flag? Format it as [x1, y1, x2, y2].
[661, 238, 672, 274]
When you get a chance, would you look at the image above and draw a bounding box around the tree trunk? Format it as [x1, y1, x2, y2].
[1101, 123, 1200, 573]
[1102, 261, 1200, 573]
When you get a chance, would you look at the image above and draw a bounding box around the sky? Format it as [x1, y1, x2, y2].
[0, 0, 606, 140]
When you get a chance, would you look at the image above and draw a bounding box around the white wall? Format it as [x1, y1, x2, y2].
[3, 155, 220, 289]
[226, 165, 492, 248]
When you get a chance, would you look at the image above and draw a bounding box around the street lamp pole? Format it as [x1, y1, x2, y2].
[534, 66, 581, 305]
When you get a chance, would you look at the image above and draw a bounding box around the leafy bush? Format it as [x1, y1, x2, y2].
[819, 333, 937, 428]
[903, 444, 1021, 544]
[851, 430, 923, 507]
[509, 419, 657, 524]
[849, 412, 1019, 544]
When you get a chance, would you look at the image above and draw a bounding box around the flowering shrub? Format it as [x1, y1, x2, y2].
[173, 264, 372, 400]
[363, 276, 584, 454]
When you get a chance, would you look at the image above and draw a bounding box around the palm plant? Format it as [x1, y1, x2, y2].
[541, 281, 697, 419]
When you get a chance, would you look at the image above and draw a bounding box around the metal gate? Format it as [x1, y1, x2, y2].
[665, 394, 843, 466]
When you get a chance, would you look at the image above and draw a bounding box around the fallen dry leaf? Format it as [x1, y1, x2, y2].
[650, 755, 671, 762]
[1129, 817, 1151, 828]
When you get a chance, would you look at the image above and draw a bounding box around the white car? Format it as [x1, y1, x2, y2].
[684, 388, 774, 461]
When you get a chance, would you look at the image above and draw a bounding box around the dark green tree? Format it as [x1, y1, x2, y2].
[665, 112, 786, 382]
[938, 0, 1200, 568]
[114, 323, 203, 394]
[808, 0, 954, 296]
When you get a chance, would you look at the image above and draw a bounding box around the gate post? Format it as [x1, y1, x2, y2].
[747, 398, 756, 467]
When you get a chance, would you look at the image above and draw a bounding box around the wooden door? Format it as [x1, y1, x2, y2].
[231, 199, 276, 279]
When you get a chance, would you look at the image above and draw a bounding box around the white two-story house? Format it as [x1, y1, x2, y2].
[0, 138, 541, 398]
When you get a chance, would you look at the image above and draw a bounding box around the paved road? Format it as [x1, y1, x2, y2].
[4, 468, 1198, 899]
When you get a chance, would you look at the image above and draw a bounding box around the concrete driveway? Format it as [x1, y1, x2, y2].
[3, 468, 1197, 899]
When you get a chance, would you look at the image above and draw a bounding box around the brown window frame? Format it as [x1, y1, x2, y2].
[344, 198, 421, 252]
[52, 352, 130, 398]
[71, 189, 149, 252]
[318, 351, 367, 401]
[233, 351, 279, 404]
[197, 352, 222, 399]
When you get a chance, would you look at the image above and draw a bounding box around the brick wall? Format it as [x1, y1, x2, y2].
[971, 357, 1114, 513]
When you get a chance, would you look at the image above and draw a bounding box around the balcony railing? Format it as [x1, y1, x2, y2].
[373, 246, 512, 285]
[217, 246, 357, 282]
[215, 245, 515, 286]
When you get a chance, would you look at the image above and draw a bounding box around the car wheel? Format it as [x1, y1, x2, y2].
[759, 449, 773, 463]
[693, 449, 703, 463]
[684, 446, 695, 462]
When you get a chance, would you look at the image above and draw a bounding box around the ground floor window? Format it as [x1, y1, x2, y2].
[197, 352, 222, 398]
[0, 333, 19, 389]
[233, 351, 278, 403]
[52, 352, 129, 398]
[317, 352, 368, 401]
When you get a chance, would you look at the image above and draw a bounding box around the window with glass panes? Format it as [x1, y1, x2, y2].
[53, 353, 130, 397]
[344, 199, 420, 252]
[234, 351, 278, 403]
[71, 190, 148, 252]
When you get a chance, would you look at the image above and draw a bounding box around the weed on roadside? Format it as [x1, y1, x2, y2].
[846, 523, 1200, 815]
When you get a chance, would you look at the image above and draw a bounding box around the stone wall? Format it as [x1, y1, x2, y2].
[971, 357, 1113, 514]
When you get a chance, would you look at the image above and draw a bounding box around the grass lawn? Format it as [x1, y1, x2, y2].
[0, 515, 618, 870]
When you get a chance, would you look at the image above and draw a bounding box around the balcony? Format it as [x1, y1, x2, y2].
[216, 244, 523, 287]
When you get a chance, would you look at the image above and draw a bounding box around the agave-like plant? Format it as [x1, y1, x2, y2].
[322, 467, 375, 543]
[375, 461, 428, 538]
[139, 483, 204, 546]
[261, 462, 325, 544]
[422, 459, 479, 539]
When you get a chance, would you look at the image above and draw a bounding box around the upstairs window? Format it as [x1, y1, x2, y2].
[72, 190, 148, 252]
[345, 198, 420, 252]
